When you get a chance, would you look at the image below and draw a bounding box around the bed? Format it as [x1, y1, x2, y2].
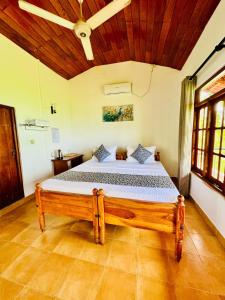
[35, 152, 185, 261]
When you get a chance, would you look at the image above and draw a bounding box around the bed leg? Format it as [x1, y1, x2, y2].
[98, 189, 105, 245]
[175, 195, 185, 262]
[92, 188, 99, 244]
[35, 184, 45, 232]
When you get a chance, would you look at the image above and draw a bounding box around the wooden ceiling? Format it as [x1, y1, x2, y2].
[0, 0, 221, 79]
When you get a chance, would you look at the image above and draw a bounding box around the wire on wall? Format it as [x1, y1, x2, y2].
[132, 64, 155, 98]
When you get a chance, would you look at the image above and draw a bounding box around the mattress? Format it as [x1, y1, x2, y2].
[41, 160, 179, 203]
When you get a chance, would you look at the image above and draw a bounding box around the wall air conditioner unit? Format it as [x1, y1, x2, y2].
[103, 82, 132, 95]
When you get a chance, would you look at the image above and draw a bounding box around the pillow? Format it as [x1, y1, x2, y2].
[130, 144, 152, 164]
[93, 144, 110, 162]
[92, 145, 117, 162]
[127, 145, 156, 163]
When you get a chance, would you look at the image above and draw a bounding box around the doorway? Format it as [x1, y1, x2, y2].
[0, 104, 24, 209]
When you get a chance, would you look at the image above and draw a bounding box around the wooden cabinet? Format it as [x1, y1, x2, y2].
[52, 154, 83, 175]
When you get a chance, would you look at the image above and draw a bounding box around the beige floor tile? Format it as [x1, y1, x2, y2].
[139, 229, 168, 249]
[48, 216, 76, 230]
[186, 217, 214, 235]
[0, 241, 26, 273]
[0, 198, 224, 299]
[80, 238, 112, 265]
[0, 221, 28, 241]
[27, 252, 74, 296]
[17, 287, 55, 300]
[138, 275, 175, 300]
[107, 240, 138, 274]
[96, 267, 136, 300]
[167, 251, 216, 293]
[2, 247, 49, 285]
[175, 286, 221, 300]
[0, 277, 23, 299]
[17, 210, 38, 224]
[32, 229, 64, 251]
[200, 255, 225, 296]
[70, 220, 93, 235]
[12, 225, 42, 246]
[113, 225, 139, 243]
[191, 234, 225, 259]
[53, 231, 87, 258]
[57, 259, 104, 300]
[137, 246, 172, 284]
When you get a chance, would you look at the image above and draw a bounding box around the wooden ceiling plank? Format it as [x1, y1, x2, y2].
[4, 4, 50, 42]
[82, 0, 109, 64]
[174, 0, 220, 69]
[95, 0, 122, 62]
[37, 45, 73, 77]
[87, 0, 119, 63]
[45, 39, 84, 75]
[165, 0, 197, 68]
[29, 0, 64, 36]
[0, 10, 41, 48]
[56, 34, 92, 71]
[38, 53, 72, 79]
[58, 0, 78, 23]
[131, 0, 141, 62]
[124, 5, 134, 60]
[139, 0, 148, 62]
[0, 18, 38, 56]
[145, 0, 156, 63]
[155, 0, 176, 64]
[0, 0, 222, 78]
[150, 0, 167, 65]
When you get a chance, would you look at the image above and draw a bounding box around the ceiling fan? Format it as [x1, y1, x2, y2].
[18, 0, 131, 61]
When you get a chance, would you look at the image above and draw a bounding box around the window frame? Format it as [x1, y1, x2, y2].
[192, 66, 225, 195]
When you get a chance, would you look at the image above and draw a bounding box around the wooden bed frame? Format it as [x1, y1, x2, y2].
[35, 151, 185, 262]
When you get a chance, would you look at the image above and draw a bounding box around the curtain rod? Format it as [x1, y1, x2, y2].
[189, 37, 225, 81]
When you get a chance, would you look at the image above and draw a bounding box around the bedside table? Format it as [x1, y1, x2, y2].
[52, 154, 83, 175]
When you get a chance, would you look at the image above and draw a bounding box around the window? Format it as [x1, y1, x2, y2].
[192, 67, 225, 194]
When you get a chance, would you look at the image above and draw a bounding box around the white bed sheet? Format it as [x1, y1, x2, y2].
[41, 160, 179, 203]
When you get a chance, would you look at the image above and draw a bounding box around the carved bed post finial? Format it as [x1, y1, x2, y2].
[35, 183, 45, 232]
[175, 195, 185, 262]
[92, 188, 99, 244]
[155, 152, 160, 161]
[97, 189, 105, 245]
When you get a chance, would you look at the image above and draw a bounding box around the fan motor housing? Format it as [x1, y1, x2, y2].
[74, 21, 91, 39]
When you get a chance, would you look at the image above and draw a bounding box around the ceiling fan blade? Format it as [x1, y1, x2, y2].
[80, 37, 94, 60]
[87, 0, 131, 30]
[18, 0, 74, 30]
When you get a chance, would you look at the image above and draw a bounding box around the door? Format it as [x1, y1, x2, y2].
[0, 105, 24, 209]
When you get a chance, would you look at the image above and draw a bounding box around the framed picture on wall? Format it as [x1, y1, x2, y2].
[102, 104, 133, 122]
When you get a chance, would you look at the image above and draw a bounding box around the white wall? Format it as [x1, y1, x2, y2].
[69, 61, 181, 176]
[181, 0, 225, 237]
[0, 34, 73, 196]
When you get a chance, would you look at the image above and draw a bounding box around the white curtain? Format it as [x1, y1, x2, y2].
[178, 76, 197, 197]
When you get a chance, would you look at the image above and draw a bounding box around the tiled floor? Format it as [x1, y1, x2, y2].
[0, 199, 224, 300]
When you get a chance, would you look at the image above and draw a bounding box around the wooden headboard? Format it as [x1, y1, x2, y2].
[116, 150, 160, 161]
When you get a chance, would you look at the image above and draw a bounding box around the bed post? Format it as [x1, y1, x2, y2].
[98, 189, 105, 245]
[175, 195, 185, 262]
[92, 188, 100, 244]
[155, 152, 160, 161]
[35, 183, 45, 232]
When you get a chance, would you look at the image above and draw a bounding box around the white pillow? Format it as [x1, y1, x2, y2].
[91, 145, 117, 162]
[126, 145, 156, 163]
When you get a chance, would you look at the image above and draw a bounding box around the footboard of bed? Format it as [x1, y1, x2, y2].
[35, 184, 100, 243]
[97, 189, 185, 261]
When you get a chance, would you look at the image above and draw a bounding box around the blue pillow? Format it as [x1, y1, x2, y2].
[94, 144, 111, 162]
[131, 144, 152, 164]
